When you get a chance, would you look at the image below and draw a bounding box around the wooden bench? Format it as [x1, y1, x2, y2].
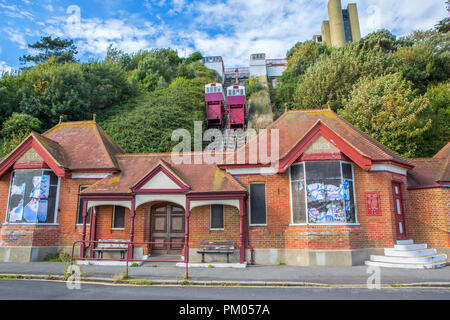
[93, 240, 129, 259]
[197, 241, 234, 263]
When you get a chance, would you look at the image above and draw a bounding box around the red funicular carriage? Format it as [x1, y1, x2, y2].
[205, 83, 225, 127]
[226, 85, 246, 130]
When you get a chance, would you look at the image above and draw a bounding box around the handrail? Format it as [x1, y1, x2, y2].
[71, 239, 189, 278]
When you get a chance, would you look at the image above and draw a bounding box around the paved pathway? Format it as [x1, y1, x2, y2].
[0, 262, 449, 285]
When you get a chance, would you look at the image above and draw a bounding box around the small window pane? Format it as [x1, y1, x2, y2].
[77, 186, 90, 225]
[113, 206, 125, 229]
[250, 184, 266, 225]
[342, 163, 353, 180]
[211, 205, 224, 229]
[291, 163, 304, 181]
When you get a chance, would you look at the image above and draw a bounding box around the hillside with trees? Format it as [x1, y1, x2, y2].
[0, 39, 217, 156]
[275, 3, 449, 157]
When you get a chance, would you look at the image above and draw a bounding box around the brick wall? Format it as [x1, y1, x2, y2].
[1, 163, 446, 254]
[406, 187, 450, 248]
[235, 165, 405, 251]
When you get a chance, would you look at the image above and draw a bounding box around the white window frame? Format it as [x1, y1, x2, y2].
[4, 169, 61, 225]
[289, 161, 359, 226]
[210, 205, 224, 231]
[249, 182, 267, 226]
[112, 205, 126, 230]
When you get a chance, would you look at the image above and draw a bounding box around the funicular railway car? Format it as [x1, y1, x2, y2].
[205, 83, 225, 127]
[226, 85, 246, 130]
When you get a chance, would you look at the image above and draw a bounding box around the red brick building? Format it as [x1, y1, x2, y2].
[0, 110, 448, 266]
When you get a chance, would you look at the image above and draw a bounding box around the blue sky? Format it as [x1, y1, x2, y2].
[0, 0, 448, 73]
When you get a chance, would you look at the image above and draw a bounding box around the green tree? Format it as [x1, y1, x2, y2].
[1, 112, 41, 138]
[20, 36, 78, 66]
[421, 81, 450, 156]
[294, 41, 399, 110]
[436, 0, 450, 33]
[339, 73, 432, 157]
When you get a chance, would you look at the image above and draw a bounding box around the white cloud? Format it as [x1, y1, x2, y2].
[0, 61, 14, 74]
[42, 7, 159, 57]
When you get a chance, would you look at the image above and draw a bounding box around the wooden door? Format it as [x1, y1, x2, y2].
[150, 204, 185, 254]
[392, 182, 407, 240]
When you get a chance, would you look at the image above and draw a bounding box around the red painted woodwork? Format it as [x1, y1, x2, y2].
[392, 182, 407, 240]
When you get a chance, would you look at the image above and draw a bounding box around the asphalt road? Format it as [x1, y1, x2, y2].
[0, 279, 449, 300]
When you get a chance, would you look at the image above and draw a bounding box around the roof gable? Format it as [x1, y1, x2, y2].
[227, 110, 413, 172]
[0, 132, 68, 178]
[277, 120, 373, 172]
[132, 161, 189, 193]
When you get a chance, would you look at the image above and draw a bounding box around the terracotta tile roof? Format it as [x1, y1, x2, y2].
[82, 154, 246, 195]
[43, 120, 124, 171]
[407, 143, 450, 187]
[31, 132, 67, 168]
[233, 110, 412, 169]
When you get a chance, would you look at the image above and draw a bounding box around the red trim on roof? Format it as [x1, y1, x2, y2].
[13, 161, 50, 170]
[0, 135, 68, 178]
[296, 152, 351, 162]
[277, 121, 373, 172]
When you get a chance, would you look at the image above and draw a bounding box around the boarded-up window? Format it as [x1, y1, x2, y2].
[210, 205, 224, 229]
[290, 161, 356, 224]
[7, 169, 59, 224]
[113, 206, 125, 229]
[250, 183, 266, 225]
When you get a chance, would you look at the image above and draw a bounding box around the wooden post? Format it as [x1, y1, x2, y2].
[129, 197, 136, 260]
[80, 201, 88, 258]
[239, 198, 245, 264]
[185, 198, 190, 278]
[89, 208, 97, 259]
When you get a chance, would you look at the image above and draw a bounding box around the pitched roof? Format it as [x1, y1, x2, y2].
[43, 120, 124, 171]
[407, 143, 450, 188]
[0, 131, 68, 177]
[230, 110, 412, 171]
[82, 153, 246, 195]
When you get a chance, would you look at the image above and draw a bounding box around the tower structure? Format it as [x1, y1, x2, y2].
[320, 0, 361, 47]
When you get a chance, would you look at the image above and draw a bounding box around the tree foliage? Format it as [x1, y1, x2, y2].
[339, 73, 432, 157]
[20, 36, 78, 66]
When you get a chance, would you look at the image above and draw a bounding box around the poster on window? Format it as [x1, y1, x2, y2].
[9, 198, 24, 222]
[29, 175, 50, 199]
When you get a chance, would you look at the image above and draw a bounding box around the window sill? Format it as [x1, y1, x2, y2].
[210, 228, 224, 231]
[76, 224, 91, 227]
[111, 228, 125, 231]
[249, 224, 267, 227]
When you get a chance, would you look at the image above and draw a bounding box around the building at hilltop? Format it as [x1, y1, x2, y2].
[317, 0, 361, 47]
[202, 53, 287, 88]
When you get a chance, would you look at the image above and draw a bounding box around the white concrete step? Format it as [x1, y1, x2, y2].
[370, 254, 447, 264]
[394, 243, 427, 250]
[365, 260, 448, 270]
[384, 248, 437, 257]
[396, 239, 414, 245]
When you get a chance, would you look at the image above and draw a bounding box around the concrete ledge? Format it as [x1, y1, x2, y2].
[1, 273, 450, 288]
[176, 262, 247, 269]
